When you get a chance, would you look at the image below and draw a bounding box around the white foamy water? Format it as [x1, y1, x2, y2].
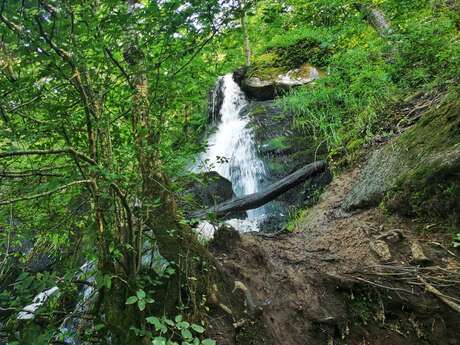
[195, 74, 268, 233]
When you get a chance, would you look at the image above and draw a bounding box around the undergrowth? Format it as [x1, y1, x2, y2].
[259, 0, 460, 164]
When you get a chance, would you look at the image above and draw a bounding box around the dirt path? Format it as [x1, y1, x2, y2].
[208, 168, 460, 345]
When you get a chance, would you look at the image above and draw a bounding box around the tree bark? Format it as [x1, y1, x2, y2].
[240, 1, 251, 67]
[191, 161, 327, 219]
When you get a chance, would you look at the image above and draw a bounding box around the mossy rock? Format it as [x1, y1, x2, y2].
[259, 136, 291, 153]
[247, 65, 289, 82]
[342, 96, 460, 224]
[265, 160, 286, 175]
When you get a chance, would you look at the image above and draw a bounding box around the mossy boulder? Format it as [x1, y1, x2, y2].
[343, 98, 460, 224]
[238, 63, 324, 101]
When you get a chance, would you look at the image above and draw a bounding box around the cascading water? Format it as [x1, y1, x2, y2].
[196, 74, 268, 232]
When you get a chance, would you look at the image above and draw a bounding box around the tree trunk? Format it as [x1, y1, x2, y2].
[240, 1, 251, 67]
[121, 0, 218, 332]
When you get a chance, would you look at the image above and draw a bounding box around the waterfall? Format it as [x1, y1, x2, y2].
[196, 74, 268, 232]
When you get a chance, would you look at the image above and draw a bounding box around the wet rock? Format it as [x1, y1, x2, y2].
[241, 77, 278, 101]
[258, 214, 287, 234]
[232, 66, 248, 86]
[244, 101, 330, 209]
[369, 240, 392, 261]
[208, 77, 225, 123]
[187, 171, 234, 205]
[25, 249, 53, 273]
[184, 172, 246, 220]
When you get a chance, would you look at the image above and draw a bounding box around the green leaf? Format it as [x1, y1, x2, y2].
[176, 321, 190, 330]
[146, 316, 160, 325]
[191, 324, 205, 333]
[94, 323, 105, 331]
[163, 318, 175, 326]
[175, 314, 183, 323]
[138, 299, 146, 311]
[201, 340, 216, 345]
[152, 336, 167, 345]
[146, 316, 167, 333]
[181, 328, 193, 340]
[137, 289, 146, 299]
[125, 296, 138, 304]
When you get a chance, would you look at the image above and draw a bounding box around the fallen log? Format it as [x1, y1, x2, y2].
[191, 160, 327, 219]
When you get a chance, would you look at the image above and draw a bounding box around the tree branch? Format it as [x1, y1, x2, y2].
[0, 179, 92, 205]
[0, 170, 64, 178]
[104, 48, 134, 89]
[0, 148, 97, 166]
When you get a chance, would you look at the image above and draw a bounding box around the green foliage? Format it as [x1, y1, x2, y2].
[125, 290, 155, 311]
[128, 314, 215, 345]
[0, 0, 231, 343]
[454, 234, 460, 249]
[263, 136, 290, 151]
[2, 0, 459, 342]
[269, 0, 459, 162]
[264, 27, 335, 68]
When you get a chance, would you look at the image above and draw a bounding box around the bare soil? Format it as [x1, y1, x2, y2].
[207, 167, 460, 345]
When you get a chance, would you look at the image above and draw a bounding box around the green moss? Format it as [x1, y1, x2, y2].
[266, 136, 290, 150]
[265, 160, 285, 175]
[250, 105, 269, 117]
[248, 30, 330, 82]
[248, 65, 288, 81]
[385, 98, 460, 225]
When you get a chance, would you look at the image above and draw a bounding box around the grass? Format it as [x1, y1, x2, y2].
[267, 1, 459, 164]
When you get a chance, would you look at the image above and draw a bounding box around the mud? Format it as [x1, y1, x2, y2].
[207, 168, 460, 345]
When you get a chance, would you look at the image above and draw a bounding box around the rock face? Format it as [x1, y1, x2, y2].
[235, 64, 323, 101]
[208, 77, 225, 123]
[343, 99, 460, 224]
[244, 101, 330, 209]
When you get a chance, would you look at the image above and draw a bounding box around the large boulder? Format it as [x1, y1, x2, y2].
[342, 98, 460, 224]
[235, 64, 323, 101]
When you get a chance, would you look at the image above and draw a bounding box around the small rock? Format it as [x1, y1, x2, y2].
[370, 240, 392, 261]
[410, 240, 431, 265]
[375, 229, 404, 243]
